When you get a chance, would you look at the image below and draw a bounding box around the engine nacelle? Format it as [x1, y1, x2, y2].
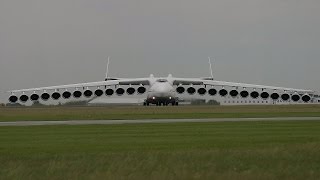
[219, 89, 228, 97]
[52, 92, 61, 100]
[198, 88, 206, 95]
[9, 95, 18, 103]
[116, 88, 125, 95]
[41, 93, 50, 101]
[106, 89, 114, 96]
[127, 87, 136, 95]
[291, 94, 300, 102]
[260, 92, 269, 99]
[94, 89, 103, 97]
[30, 94, 39, 101]
[250, 91, 259, 99]
[187, 87, 196, 94]
[63, 91, 71, 99]
[229, 90, 238, 97]
[176, 87, 185, 94]
[73, 91, 82, 98]
[20, 95, 29, 102]
[281, 93, 290, 101]
[84, 90, 93, 97]
[138, 87, 146, 94]
[208, 89, 217, 96]
[240, 91, 249, 98]
[302, 94, 311, 102]
[271, 93, 280, 100]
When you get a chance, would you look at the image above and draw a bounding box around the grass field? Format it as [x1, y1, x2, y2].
[0, 121, 320, 180]
[1, 105, 320, 121]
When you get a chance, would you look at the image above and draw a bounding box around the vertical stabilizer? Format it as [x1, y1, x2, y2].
[208, 57, 214, 80]
[105, 57, 110, 81]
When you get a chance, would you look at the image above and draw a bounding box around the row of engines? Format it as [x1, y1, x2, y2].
[8, 86, 312, 103]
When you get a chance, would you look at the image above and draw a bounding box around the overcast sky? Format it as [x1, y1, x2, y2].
[1, 0, 320, 102]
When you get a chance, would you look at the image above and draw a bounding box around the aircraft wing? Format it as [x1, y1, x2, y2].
[9, 78, 150, 93]
[173, 78, 313, 93]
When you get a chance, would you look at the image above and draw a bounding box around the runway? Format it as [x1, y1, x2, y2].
[0, 117, 320, 126]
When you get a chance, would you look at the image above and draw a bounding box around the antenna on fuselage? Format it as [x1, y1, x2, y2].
[208, 57, 214, 80]
[105, 56, 110, 81]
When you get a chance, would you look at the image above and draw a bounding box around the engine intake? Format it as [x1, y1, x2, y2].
[31, 94, 39, 101]
[95, 89, 103, 97]
[127, 87, 136, 95]
[9, 96, 18, 103]
[84, 90, 93, 97]
[260, 92, 269, 99]
[187, 87, 196, 94]
[116, 88, 125, 95]
[63, 91, 71, 99]
[176, 87, 185, 94]
[302, 94, 311, 102]
[291, 94, 300, 102]
[198, 88, 206, 95]
[138, 87, 146, 94]
[208, 89, 217, 96]
[240, 91, 249, 98]
[106, 89, 114, 96]
[219, 89, 228, 97]
[73, 91, 82, 98]
[52, 92, 61, 100]
[250, 91, 259, 99]
[271, 93, 280, 100]
[20, 95, 29, 102]
[281, 94, 290, 101]
[41, 93, 50, 101]
[230, 90, 238, 97]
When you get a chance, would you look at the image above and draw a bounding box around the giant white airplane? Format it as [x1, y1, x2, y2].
[8, 58, 315, 106]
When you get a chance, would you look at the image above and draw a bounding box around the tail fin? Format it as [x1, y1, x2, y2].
[208, 57, 214, 80]
[105, 56, 110, 81]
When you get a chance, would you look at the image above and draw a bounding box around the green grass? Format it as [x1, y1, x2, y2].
[1, 105, 320, 121]
[1, 121, 320, 179]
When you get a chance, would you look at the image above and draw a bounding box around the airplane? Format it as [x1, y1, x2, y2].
[7, 58, 316, 106]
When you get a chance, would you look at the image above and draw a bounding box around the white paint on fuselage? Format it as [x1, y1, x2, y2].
[146, 76, 176, 103]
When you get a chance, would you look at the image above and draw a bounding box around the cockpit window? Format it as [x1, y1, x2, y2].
[157, 79, 168, 83]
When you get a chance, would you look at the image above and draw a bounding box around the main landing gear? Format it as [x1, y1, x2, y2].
[143, 101, 179, 106]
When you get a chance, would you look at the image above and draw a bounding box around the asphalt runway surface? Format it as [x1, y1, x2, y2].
[1, 117, 320, 126]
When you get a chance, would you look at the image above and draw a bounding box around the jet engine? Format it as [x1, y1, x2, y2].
[31, 94, 39, 101]
[270, 93, 280, 100]
[94, 89, 103, 97]
[187, 87, 196, 94]
[176, 87, 185, 94]
[127, 87, 136, 95]
[41, 93, 50, 101]
[63, 91, 71, 99]
[260, 92, 269, 99]
[73, 91, 82, 98]
[20, 95, 29, 102]
[291, 94, 300, 102]
[84, 90, 93, 97]
[240, 91, 249, 98]
[219, 89, 228, 97]
[116, 88, 125, 95]
[9, 95, 18, 103]
[250, 91, 259, 99]
[138, 86, 146, 94]
[302, 94, 311, 102]
[52, 92, 61, 100]
[197, 88, 207, 95]
[106, 89, 114, 96]
[281, 93, 290, 101]
[229, 90, 238, 97]
[208, 89, 217, 96]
